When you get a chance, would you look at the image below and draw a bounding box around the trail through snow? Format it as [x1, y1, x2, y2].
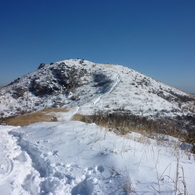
[93, 73, 120, 105]
[0, 125, 40, 195]
[77, 71, 121, 117]
[60, 71, 121, 122]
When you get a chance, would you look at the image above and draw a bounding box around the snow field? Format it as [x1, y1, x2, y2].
[0, 121, 195, 194]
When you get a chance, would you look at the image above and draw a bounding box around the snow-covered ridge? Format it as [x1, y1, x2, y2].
[0, 58, 194, 120]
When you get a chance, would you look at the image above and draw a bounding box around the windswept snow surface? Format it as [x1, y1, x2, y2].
[0, 122, 195, 195]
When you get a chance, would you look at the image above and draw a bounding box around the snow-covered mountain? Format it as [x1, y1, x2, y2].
[0, 59, 195, 133]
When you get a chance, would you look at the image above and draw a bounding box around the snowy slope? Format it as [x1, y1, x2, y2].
[0, 121, 195, 195]
[0, 59, 194, 119]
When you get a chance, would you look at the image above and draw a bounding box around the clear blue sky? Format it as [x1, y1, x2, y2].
[0, 0, 195, 93]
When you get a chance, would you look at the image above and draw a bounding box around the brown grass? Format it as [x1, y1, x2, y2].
[76, 110, 195, 153]
[2, 107, 69, 126]
[77, 111, 179, 135]
[4, 112, 53, 126]
[76, 113, 143, 136]
[41, 108, 69, 113]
